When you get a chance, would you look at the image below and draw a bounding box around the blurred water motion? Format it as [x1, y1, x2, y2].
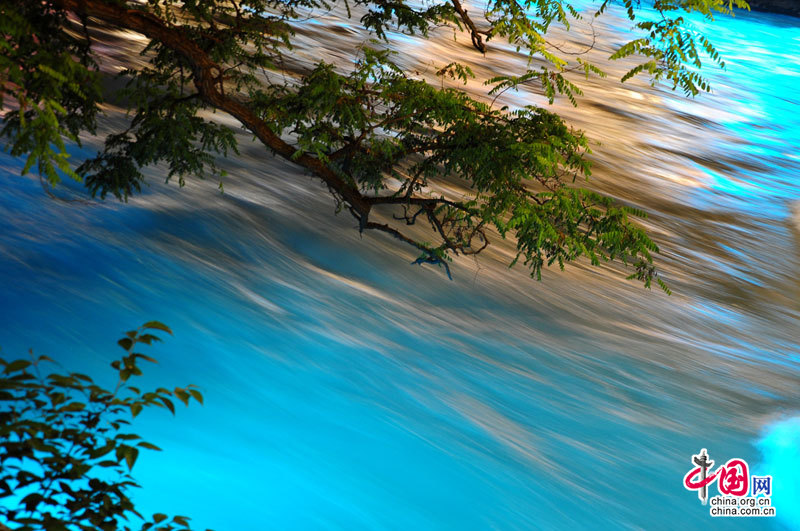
[1, 2, 799, 529]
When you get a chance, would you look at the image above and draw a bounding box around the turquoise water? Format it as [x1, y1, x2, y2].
[1, 3, 799, 530]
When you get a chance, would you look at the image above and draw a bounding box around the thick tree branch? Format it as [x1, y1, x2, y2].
[451, 0, 487, 53]
[52, 0, 488, 271]
[54, 0, 373, 223]
[367, 194, 477, 215]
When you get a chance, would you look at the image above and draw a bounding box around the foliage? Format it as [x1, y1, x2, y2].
[0, 0, 750, 289]
[0, 322, 206, 531]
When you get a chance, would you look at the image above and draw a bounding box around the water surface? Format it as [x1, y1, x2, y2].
[0, 3, 798, 529]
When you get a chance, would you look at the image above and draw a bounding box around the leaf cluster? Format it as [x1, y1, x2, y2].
[0, 3, 102, 184]
[608, 0, 750, 96]
[0, 0, 748, 289]
[0, 322, 207, 531]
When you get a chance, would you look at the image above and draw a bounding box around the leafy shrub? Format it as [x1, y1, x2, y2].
[0, 322, 207, 531]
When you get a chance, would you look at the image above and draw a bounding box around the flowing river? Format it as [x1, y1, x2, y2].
[0, 2, 798, 529]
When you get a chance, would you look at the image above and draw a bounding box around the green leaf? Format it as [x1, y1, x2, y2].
[118, 338, 133, 351]
[174, 388, 190, 406]
[143, 321, 173, 335]
[21, 492, 44, 511]
[159, 396, 176, 415]
[60, 401, 86, 412]
[124, 445, 139, 471]
[188, 389, 204, 405]
[3, 359, 31, 374]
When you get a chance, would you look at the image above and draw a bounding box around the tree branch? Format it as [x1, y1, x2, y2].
[54, 0, 373, 223]
[450, 0, 487, 53]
